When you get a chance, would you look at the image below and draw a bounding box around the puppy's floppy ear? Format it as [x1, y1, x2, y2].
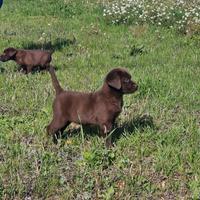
[5, 48, 17, 57]
[106, 71, 121, 90]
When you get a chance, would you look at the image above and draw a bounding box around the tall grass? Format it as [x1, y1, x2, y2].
[102, 0, 200, 34]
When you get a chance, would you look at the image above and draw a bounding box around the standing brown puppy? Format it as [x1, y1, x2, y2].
[0, 47, 53, 73]
[47, 66, 138, 147]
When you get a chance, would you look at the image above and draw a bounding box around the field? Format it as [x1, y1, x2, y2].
[0, 0, 200, 199]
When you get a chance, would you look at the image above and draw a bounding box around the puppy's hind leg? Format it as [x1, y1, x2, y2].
[99, 123, 113, 148]
[43, 63, 50, 72]
[47, 119, 70, 144]
[52, 123, 70, 144]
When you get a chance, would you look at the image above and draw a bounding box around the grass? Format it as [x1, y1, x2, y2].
[0, 0, 200, 199]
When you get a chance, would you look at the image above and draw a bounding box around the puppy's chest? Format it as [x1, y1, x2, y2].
[16, 53, 29, 65]
[107, 100, 122, 115]
[16, 56, 23, 65]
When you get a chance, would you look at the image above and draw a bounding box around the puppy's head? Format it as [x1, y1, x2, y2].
[0, 47, 17, 62]
[105, 68, 138, 94]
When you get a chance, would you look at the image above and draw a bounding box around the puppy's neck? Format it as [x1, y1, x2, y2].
[99, 83, 123, 112]
[100, 83, 123, 99]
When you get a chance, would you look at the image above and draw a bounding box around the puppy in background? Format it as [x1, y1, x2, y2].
[47, 66, 138, 147]
[0, 47, 53, 74]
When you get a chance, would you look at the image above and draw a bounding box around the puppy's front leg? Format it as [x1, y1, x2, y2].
[100, 123, 113, 148]
[18, 65, 26, 73]
[26, 65, 33, 74]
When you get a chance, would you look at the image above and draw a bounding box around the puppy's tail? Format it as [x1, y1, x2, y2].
[48, 66, 63, 96]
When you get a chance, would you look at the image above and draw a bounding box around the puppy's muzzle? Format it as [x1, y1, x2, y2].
[0, 55, 9, 62]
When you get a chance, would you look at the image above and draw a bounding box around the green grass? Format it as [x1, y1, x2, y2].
[0, 0, 200, 199]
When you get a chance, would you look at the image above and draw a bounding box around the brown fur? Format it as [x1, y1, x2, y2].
[47, 66, 138, 147]
[0, 47, 53, 73]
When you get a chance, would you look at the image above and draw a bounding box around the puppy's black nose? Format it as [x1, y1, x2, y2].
[135, 84, 138, 90]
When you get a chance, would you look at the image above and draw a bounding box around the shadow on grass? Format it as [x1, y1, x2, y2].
[21, 37, 76, 51]
[61, 114, 155, 144]
[112, 114, 155, 143]
[0, 65, 58, 75]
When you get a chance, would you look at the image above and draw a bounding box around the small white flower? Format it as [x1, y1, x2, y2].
[38, 37, 44, 41]
[102, 0, 200, 29]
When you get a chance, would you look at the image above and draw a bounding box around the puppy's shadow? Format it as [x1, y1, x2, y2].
[30, 66, 58, 74]
[62, 114, 155, 144]
[62, 124, 100, 141]
[112, 114, 155, 143]
[22, 37, 76, 51]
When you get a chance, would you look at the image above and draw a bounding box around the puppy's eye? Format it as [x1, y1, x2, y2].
[124, 79, 130, 83]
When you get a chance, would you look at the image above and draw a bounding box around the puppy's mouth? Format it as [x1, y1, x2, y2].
[0, 55, 9, 62]
[123, 83, 138, 94]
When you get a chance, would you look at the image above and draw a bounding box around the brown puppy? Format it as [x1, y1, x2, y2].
[0, 47, 53, 74]
[47, 66, 138, 147]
